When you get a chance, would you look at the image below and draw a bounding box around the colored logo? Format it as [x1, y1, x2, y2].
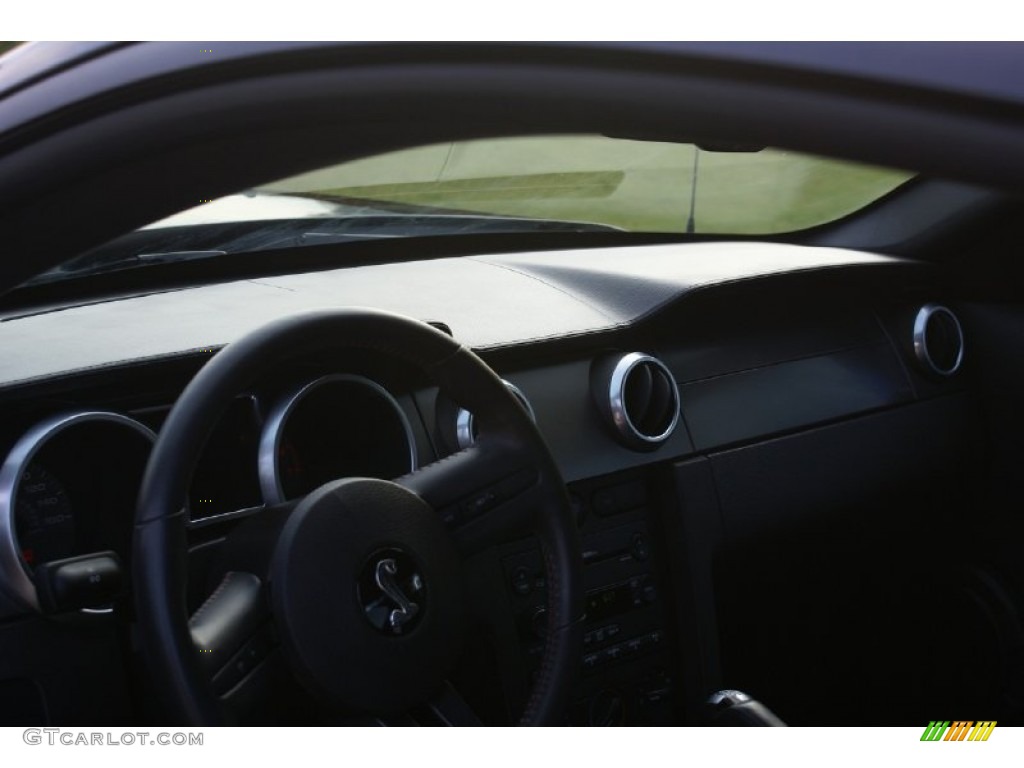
[920, 721, 996, 741]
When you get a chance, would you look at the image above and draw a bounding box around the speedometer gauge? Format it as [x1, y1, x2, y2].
[0, 410, 155, 612]
[15, 463, 74, 565]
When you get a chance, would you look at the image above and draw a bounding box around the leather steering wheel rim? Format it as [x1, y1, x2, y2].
[133, 308, 583, 725]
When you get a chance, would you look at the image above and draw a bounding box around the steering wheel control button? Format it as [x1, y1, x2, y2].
[511, 567, 533, 596]
[271, 477, 465, 713]
[211, 624, 276, 696]
[457, 469, 537, 524]
[438, 504, 461, 527]
[34, 551, 123, 612]
[358, 550, 425, 635]
[462, 489, 498, 520]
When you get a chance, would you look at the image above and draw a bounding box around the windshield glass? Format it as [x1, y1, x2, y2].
[260, 136, 912, 233]
[29, 135, 913, 285]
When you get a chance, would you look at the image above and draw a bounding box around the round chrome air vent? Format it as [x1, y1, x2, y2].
[913, 304, 964, 376]
[454, 380, 535, 450]
[592, 352, 680, 451]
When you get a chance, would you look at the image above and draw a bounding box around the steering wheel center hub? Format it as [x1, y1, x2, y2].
[270, 477, 464, 713]
[358, 548, 426, 635]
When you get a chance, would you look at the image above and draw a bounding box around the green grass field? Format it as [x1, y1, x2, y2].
[263, 135, 914, 235]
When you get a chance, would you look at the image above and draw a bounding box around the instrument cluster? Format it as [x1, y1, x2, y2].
[0, 371, 420, 614]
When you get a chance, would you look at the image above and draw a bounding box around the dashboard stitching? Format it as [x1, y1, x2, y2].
[471, 256, 621, 323]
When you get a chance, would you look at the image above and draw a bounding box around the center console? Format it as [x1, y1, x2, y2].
[499, 472, 678, 725]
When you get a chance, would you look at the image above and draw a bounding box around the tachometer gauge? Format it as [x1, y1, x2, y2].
[15, 463, 74, 566]
[277, 436, 305, 496]
[259, 374, 417, 504]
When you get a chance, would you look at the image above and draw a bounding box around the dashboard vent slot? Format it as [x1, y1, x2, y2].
[592, 352, 680, 451]
[913, 304, 964, 376]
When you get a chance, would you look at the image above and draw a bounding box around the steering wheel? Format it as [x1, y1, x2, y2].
[132, 309, 583, 725]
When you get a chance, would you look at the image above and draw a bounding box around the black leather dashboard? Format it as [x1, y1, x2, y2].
[0, 240, 979, 725]
[0, 242, 900, 389]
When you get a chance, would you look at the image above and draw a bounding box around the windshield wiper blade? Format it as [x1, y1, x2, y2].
[62, 249, 227, 277]
[27, 249, 230, 285]
[136, 249, 228, 263]
[24, 211, 623, 287]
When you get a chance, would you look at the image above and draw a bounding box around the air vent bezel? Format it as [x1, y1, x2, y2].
[913, 303, 964, 377]
[454, 380, 535, 450]
[594, 351, 681, 451]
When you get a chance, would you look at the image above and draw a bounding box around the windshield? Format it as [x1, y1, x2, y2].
[29, 135, 913, 285]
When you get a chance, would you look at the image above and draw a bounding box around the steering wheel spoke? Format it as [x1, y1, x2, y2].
[189, 571, 268, 680]
[395, 438, 542, 555]
[186, 558, 329, 725]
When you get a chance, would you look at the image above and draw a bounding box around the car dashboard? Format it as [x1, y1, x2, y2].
[0, 241, 992, 725]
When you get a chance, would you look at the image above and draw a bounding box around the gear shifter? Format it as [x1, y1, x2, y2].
[705, 690, 786, 726]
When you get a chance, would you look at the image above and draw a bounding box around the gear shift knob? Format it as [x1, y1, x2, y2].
[705, 689, 787, 726]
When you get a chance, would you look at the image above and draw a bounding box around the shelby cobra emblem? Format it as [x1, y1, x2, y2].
[358, 551, 425, 635]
